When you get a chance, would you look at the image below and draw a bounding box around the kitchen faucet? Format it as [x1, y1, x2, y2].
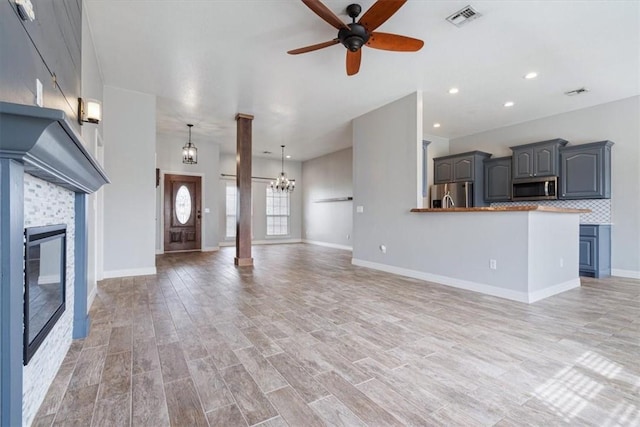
[443, 190, 455, 208]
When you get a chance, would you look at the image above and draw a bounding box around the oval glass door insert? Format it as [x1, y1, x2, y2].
[175, 185, 192, 224]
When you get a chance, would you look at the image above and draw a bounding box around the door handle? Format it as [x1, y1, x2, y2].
[544, 181, 549, 196]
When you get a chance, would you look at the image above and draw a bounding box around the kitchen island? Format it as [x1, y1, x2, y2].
[387, 206, 588, 303]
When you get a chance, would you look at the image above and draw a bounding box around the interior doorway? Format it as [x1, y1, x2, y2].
[164, 174, 202, 252]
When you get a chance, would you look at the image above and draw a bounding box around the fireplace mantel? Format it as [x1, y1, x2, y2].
[0, 101, 110, 193]
[1, 102, 110, 426]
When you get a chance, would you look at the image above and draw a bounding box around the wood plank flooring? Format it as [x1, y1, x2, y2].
[34, 244, 640, 426]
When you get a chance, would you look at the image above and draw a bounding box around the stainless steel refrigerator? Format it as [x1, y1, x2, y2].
[428, 182, 473, 208]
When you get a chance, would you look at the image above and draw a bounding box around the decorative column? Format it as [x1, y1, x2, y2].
[235, 113, 254, 267]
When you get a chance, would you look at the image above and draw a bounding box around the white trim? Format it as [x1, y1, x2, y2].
[351, 258, 580, 303]
[37, 275, 59, 285]
[155, 249, 164, 255]
[219, 239, 302, 247]
[303, 239, 353, 251]
[527, 278, 581, 303]
[202, 246, 219, 252]
[103, 267, 156, 279]
[88, 285, 97, 310]
[612, 269, 640, 279]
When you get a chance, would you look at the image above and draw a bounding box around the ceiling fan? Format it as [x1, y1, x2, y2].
[288, 0, 424, 76]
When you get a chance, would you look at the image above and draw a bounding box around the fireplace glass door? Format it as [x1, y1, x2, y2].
[24, 224, 66, 364]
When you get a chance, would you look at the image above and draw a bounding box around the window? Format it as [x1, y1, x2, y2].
[225, 183, 237, 238]
[266, 187, 289, 236]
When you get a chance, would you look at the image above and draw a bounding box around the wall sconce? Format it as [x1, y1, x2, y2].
[77, 97, 101, 125]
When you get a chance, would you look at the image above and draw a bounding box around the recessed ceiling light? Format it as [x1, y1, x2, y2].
[504, 101, 515, 107]
[524, 72, 538, 79]
[286, 155, 291, 159]
[433, 123, 441, 128]
[448, 87, 459, 94]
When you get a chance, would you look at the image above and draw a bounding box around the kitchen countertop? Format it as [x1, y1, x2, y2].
[410, 205, 591, 213]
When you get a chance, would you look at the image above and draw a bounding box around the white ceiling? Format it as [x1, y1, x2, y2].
[86, 0, 640, 161]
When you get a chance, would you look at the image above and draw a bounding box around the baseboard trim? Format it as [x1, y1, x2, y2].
[527, 278, 581, 303]
[351, 258, 530, 303]
[302, 239, 352, 251]
[102, 267, 156, 279]
[612, 269, 640, 279]
[87, 285, 97, 309]
[202, 246, 219, 252]
[155, 249, 163, 255]
[219, 239, 302, 247]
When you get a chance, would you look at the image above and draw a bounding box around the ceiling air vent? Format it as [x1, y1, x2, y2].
[446, 5, 481, 27]
[564, 87, 590, 96]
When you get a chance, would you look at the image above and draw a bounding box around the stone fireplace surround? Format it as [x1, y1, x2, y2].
[0, 102, 109, 426]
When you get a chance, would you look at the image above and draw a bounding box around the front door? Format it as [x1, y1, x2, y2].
[164, 174, 201, 252]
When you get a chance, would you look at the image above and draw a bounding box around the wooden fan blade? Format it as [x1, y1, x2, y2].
[358, 0, 407, 32]
[346, 49, 362, 76]
[301, 0, 349, 30]
[366, 32, 424, 51]
[288, 39, 340, 55]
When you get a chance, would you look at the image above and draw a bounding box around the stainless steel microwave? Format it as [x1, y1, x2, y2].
[512, 176, 558, 201]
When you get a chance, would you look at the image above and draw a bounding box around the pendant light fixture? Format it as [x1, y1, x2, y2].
[182, 124, 198, 164]
[270, 145, 295, 193]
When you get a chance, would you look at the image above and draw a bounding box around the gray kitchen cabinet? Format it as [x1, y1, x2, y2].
[511, 139, 568, 179]
[579, 225, 611, 278]
[560, 141, 613, 199]
[484, 156, 512, 202]
[433, 151, 492, 206]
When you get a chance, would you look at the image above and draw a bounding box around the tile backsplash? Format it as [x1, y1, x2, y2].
[491, 199, 611, 224]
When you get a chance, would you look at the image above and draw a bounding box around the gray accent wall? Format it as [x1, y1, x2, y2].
[302, 148, 353, 249]
[448, 96, 640, 277]
[102, 86, 156, 277]
[155, 133, 220, 251]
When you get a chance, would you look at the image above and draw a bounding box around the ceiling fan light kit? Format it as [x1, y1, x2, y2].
[289, 0, 424, 76]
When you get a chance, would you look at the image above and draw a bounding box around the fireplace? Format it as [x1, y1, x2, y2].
[23, 224, 67, 365]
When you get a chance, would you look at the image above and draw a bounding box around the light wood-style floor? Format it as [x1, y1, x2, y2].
[33, 244, 639, 426]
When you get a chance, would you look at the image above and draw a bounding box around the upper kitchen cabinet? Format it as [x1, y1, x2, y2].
[433, 151, 492, 206]
[511, 139, 568, 180]
[484, 156, 512, 202]
[560, 141, 613, 199]
[433, 151, 492, 184]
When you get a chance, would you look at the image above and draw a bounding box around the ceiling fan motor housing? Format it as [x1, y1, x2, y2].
[338, 23, 370, 52]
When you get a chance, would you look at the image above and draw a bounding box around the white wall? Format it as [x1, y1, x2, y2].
[155, 133, 220, 252]
[448, 96, 640, 277]
[219, 153, 302, 244]
[302, 148, 353, 250]
[80, 5, 104, 302]
[102, 86, 156, 277]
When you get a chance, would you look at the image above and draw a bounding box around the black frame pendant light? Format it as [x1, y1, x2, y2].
[182, 124, 198, 164]
[270, 145, 295, 193]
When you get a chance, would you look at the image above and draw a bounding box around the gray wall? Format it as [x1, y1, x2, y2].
[219, 153, 302, 243]
[449, 96, 640, 277]
[155, 133, 220, 251]
[102, 86, 156, 277]
[302, 147, 353, 249]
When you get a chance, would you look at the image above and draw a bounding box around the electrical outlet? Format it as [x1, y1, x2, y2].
[490, 259, 497, 270]
[379, 244, 386, 254]
[356, 206, 364, 213]
[346, 234, 350, 240]
[560, 258, 564, 267]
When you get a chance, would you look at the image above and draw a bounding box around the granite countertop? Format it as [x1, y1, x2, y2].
[410, 205, 591, 213]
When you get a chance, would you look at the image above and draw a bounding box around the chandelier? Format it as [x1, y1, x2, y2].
[182, 124, 198, 164]
[271, 145, 295, 193]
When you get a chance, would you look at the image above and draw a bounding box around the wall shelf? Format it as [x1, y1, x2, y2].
[314, 197, 353, 203]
